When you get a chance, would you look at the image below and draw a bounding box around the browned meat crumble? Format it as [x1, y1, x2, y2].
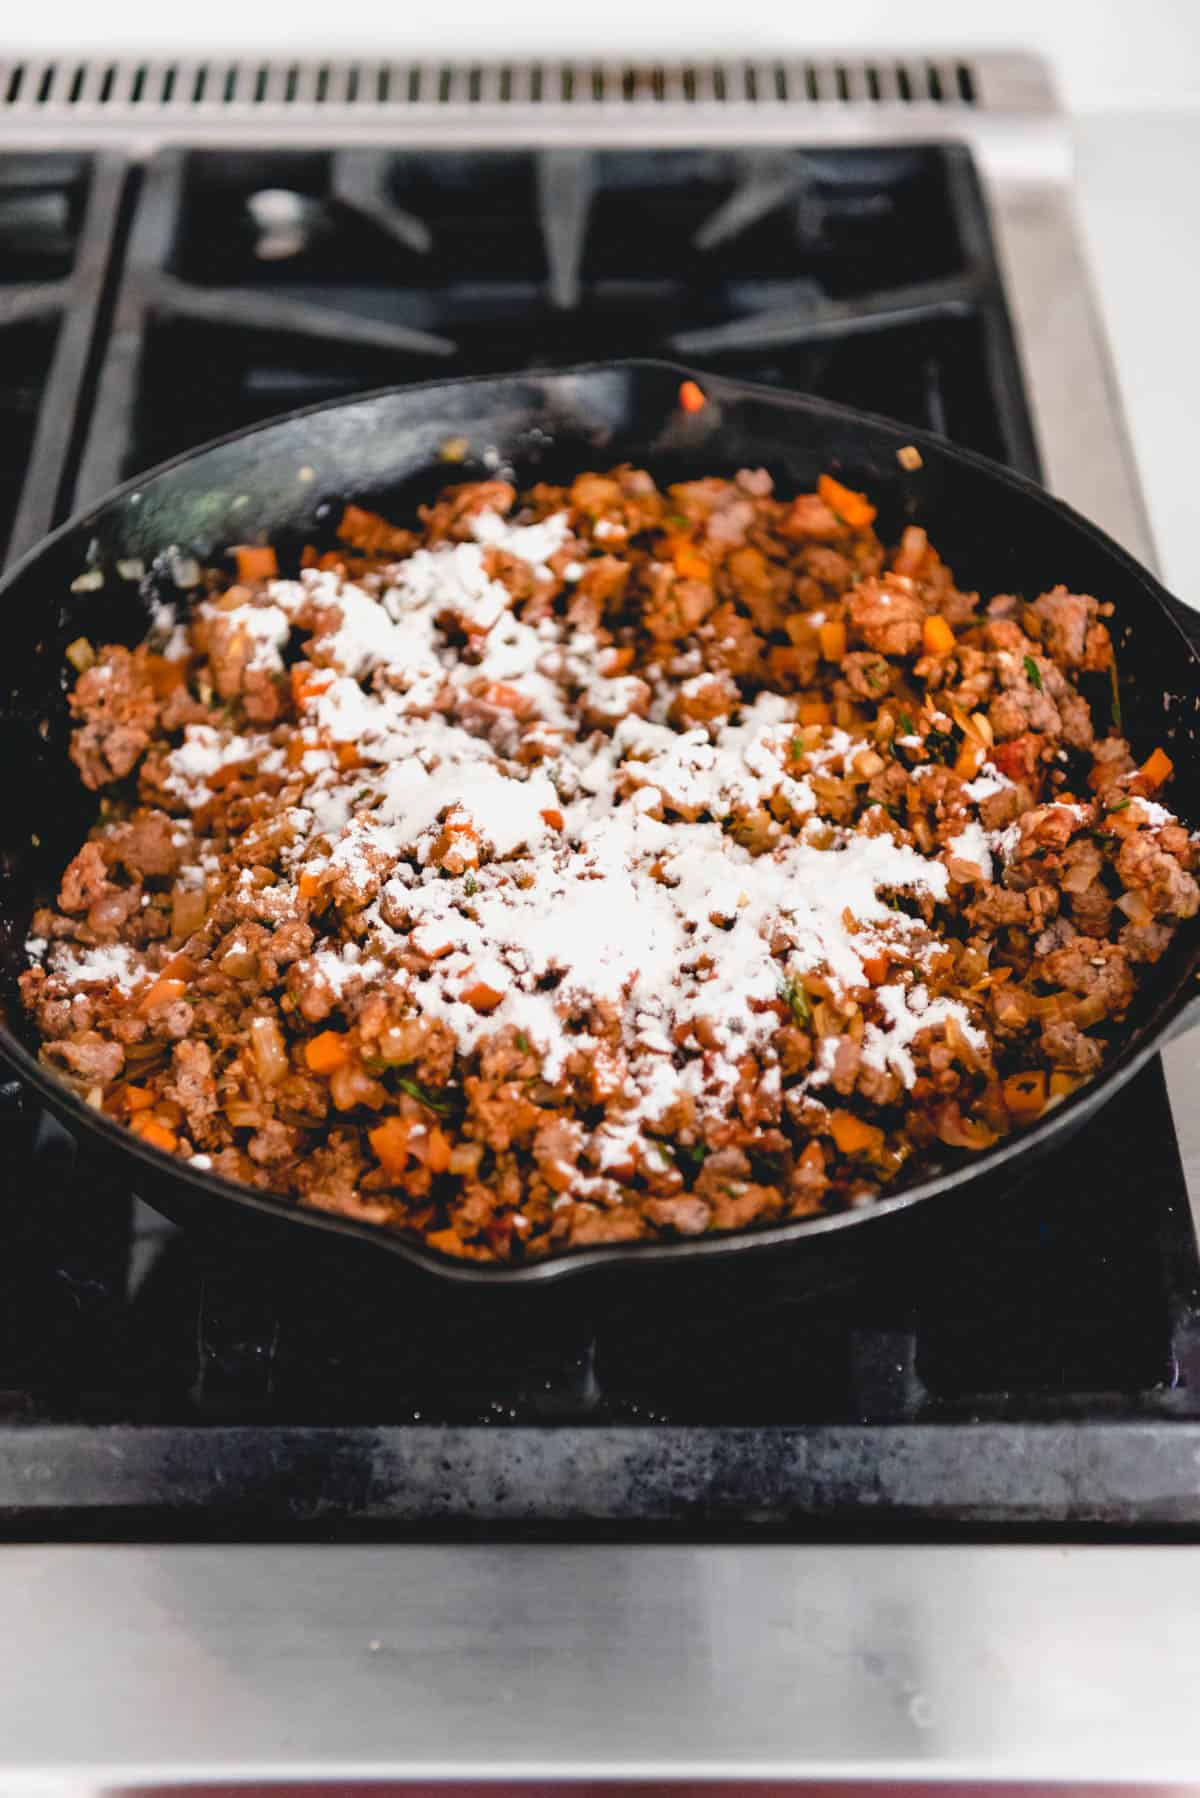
[20, 467, 1198, 1262]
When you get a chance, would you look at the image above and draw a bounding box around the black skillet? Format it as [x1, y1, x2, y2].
[0, 359, 1197, 1286]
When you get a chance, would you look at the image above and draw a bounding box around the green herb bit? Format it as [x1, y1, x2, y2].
[865, 665, 884, 692]
[791, 736, 805, 761]
[1108, 797, 1130, 812]
[1024, 653, 1044, 693]
[515, 1032, 530, 1053]
[665, 513, 688, 527]
[778, 976, 813, 1026]
[395, 1076, 454, 1116]
[463, 873, 478, 896]
[897, 711, 916, 736]
[675, 1141, 708, 1174]
[924, 727, 958, 765]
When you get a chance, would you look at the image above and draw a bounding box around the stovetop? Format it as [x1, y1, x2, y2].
[1, 81, 1199, 1537]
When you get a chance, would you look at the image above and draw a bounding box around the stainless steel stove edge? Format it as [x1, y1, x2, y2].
[4, 1543, 1200, 1787]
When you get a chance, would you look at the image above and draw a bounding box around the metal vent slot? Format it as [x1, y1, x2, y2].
[0, 54, 991, 115]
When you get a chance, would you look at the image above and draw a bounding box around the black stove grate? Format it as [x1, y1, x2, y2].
[2, 132, 1199, 1533]
[0, 152, 124, 568]
[71, 140, 1039, 510]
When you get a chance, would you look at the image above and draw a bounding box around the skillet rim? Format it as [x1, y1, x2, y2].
[0, 355, 1197, 1286]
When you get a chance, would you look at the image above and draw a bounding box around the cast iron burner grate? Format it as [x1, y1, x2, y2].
[70, 140, 1038, 507]
[0, 152, 123, 567]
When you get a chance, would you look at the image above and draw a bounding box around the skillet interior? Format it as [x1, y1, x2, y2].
[1, 358, 1198, 1284]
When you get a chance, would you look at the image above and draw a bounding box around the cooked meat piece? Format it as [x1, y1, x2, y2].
[22, 465, 1195, 1262]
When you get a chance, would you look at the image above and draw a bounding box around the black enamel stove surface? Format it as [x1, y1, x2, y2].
[2, 140, 1199, 1535]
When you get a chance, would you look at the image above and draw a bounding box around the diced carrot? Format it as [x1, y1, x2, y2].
[305, 1030, 349, 1075]
[540, 807, 564, 831]
[207, 759, 254, 790]
[923, 614, 956, 656]
[817, 473, 877, 529]
[335, 742, 362, 771]
[122, 1085, 156, 1113]
[290, 665, 334, 707]
[369, 1117, 412, 1177]
[426, 1126, 452, 1174]
[298, 871, 325, 900]
[479, 682, 525, 710]
[678, 380, 707, 413]
[462, 980, 505, 1013]
[1003, 1070, 1048, 1119]
[829, 1110, 885, 1157]
[954, 739, 986, 780]
[426, 1227, 468, 1258]
[161, 954, 196, 982]
[145, 654, 187, 696]
[861, 954, 890, 986]
[233, 545, 279, 582]
[671, 541, 712, 582]
[1140, 746, 1174, 788]
[132, 1117, 178, 1154]
[818, 619, 848, 661]
[798, 1139, 825, 1171]
[136, 977, 187, 1015]
[1049, 1071, 1082, 1100]
[798, 701, 833, 727]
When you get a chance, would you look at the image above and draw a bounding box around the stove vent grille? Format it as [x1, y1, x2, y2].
[0, 56, 990, 116]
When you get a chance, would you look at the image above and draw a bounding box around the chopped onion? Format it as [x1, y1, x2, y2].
[250, 1016, 288, 1087]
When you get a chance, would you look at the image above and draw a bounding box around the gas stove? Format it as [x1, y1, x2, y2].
[1, 49, 1198, 1788]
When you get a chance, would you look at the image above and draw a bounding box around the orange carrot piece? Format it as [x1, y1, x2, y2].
[829, 1110, 885, 1156]
[798, 1140, 826, 1171]
[797, 701, 833, 727]
[122, 1085, 156, 1113]
[132, 1117, 178, 1153]
[817, 473, 877, 528]
[305, 1031, 349, 1075]
[1140, 746, 1174, 788]
[426, 1227, 468, 1257]
[161, 954, 196, 982]
[861, 954, 890, 986]
[678, 380, 706, 413]
[671, 541, 712, 582]
[540, 807, 564, 831]
[136, 977, 187, 1015]
[954, 739, 986, 780]
[369, 1117, 412, 1176]
[233, 545, 279, 582]
[461, 980, 505, 1013]
[297, 871, 325, 900]
[923, 614, 956, 656]
[1003, 1070, 1048, 1119]
[426, 1126, 452, 1174]
[818, 619, 847, 661]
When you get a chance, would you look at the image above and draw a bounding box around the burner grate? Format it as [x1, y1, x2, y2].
[0, 153, 124, 568]
[72, 140, 1039, 509]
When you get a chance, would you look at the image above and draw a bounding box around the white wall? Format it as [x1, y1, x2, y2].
[6, 0, 1200, 113]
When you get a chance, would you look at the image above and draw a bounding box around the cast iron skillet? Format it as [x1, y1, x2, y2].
[0, 360, 1197, 1286]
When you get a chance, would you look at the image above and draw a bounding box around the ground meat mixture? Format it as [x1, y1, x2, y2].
[21, 465, 1199, 1263]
